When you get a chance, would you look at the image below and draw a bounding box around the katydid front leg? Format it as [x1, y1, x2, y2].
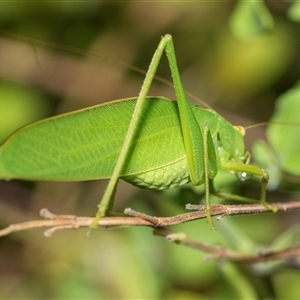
[218, 161, 277, 212]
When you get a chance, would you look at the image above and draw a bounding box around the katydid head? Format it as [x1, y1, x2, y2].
[233, 125, 246, 137]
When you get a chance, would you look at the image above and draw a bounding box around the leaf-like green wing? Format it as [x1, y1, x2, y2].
[0, 97, 219, 182]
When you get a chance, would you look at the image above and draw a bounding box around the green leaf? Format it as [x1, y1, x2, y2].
[229, 0, 274, 40]
[287, 0, 300, 22]
[267, 84, 300, 176]
[269, 224, 300, 252]
[251, 140, 281, 190]
[0, 82, 50, 143]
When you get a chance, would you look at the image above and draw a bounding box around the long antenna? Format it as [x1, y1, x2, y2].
[0, 30, 211, 109]
[244, 121, 300, 130]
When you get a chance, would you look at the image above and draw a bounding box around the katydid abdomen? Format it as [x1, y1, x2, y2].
[0, 97, 245, 190]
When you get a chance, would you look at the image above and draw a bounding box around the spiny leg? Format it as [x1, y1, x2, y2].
[93, 34, 219, 228]
[165, 37, 219, 228]
[91, 35, 174, 228]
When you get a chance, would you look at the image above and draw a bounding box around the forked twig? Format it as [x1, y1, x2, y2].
[0, 201, 299, 237]
[154, 227, 300, 263]
[0, 201, 300, 263]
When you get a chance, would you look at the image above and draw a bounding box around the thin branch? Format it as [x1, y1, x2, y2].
[124, 200, 300, 225]
[0, 201, 300, 264]
[0, 201, 300, 237]
[153, 227, 300, 263]
[0, 208, 152, 238]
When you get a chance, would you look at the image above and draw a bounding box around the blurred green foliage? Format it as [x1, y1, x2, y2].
[267, 83, 300, 176]
[0, 1, 300, 299]
[0, 82, 51, 142]
[229, 0, 274, 39]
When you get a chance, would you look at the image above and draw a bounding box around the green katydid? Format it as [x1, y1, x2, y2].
[0, 34, 275, 228]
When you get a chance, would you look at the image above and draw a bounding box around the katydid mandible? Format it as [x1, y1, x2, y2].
[0, 34, 275, 227]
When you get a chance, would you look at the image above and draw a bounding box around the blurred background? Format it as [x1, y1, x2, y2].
[0, 1, 300, 299]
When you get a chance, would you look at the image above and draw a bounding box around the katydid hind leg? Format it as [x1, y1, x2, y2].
[164, 36, 221, 226]
[92, 36, 171, 226]
[165, 35, 238, 228]
[93, 34, 201, 226]
[164, 35, 205, 186]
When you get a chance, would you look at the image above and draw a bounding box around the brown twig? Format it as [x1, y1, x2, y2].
[0, 201, 300, 237]
[0, 201, 300, 264]
[153, 227, 300, 263]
